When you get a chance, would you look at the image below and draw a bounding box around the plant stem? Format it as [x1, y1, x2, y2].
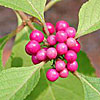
[17, 11, 36, 30]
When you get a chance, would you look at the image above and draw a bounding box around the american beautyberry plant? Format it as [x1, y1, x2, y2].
[0, 0, 100, 100]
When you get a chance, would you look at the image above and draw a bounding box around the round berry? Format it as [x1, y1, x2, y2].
[66, 38, 77, 48]
[46, 69, 59, 82]
[55, 60, 66, 72]
[30, 30, 44, 43]
[56, 43, 68, 55]
[65, 50, 77, 62]
[25, 40, 40, 55]
[36, 49, 47, 61]
[60, 68, 69, 78]
[56, 31, 67, 43]
[32, 55, 40, 64]
[47, 47, 57, 59]
[43, 22, 55, 34]
[56, 20, 69, 32]
[65, 27, 76, 38]
[47, 35, 56, 46]
[67, 61, 78, 72]
[70, 41, 81, 53]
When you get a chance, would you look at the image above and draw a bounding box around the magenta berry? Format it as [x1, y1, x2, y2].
[70, 41, 81, 53]
[32, 55, 40, 64]
[25, 40, 40, 55]
[30, 30, 44, 43]
[36, 49, 47, 61]
[46, 69, 59, 82]
[55, 60, 66, 72]
[47, 47, 57, 59]
[67, 61, 78, 72]
[60, 68, 69, 78]
[65, 50, 77, 62]
[56, 43, 68, 55]
[65, 27, 76, 38]
[47, 35, 56, 46]
[43, 22, 55, 34]
[56, 20, 69, 32]
[66, 38, 77, 48]
[42, 47, 48, 51]
[56, 31, 67, 43]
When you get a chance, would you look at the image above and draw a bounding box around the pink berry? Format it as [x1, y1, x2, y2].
[30, 30, 44, 43]
[43, 22, 55, 34]
[60, 68, 69, 78]
[65, 27, 76, 38]
[67, 61, 78, 72]
[25, 40, 40, 55]
[56, 31, 67, 43]
[70, 41, 81, 53]
[42, 47, 48, 51]
[46, 69, 59, 82]
[47, 47, 57, 59]
[32, 55, 40, 64]
[65, 50, 77, 62]
[36, 49, 47, 61]
[66, 38, 77, 48]
[56, 20, 69, 32]
[47, 35, 56, 46]
[56, 43, 68, 55]
[55, 60, 66, 72]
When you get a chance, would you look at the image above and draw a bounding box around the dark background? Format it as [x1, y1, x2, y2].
[0, 0, 100, 76]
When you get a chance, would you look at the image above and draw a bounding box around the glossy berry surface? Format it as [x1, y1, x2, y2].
[56, 31, 67, 43]
[67, 61, 78, 72]
[55, 60, 66, 72]
[65, 50, 77, 62]
[36, 49, 47, 61]
[30, 30, 44, 43]
[60, 68, 69, 78]
[47, 47, 57, 59]
[65, 27, 76, 38]
[43, 22, 55, 34]
[31, 55, 40, 64]
[66, 38, 77, 48]
[25, 40, 40, 55]
[56, 43, 68, 55]
[46, 69, 59, 82]
[56, 20, 69, 32]
[47, 35, 56, 46]
[70, 41, 81, 53]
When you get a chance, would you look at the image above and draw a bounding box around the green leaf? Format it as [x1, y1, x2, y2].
[0, 0, 46, 21]
[77, 50, 95, 76]
[25, 62, 84, 100]
[0, 62, 44, 100]
[76, 0, 100, 38]
[0, 49, 3, 71]
[79, 74, 100, 100]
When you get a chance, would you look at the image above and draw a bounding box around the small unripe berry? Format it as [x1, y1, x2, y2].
[56, 20, 69, 32]
[65, 50, 77, 62]
[55, 60, 66, 72]
[32, 55, 40, 64]
[47, 47, 57, 59]
[47, 35, 56, 46]
[67, 61, 78, 72]
[25, 40, 40, 55]
[65, 27, 76, 38]
[30, 30, 44, 43]
[70, 41, 81, 53]
[56, 43, 68, 55]
[60, 68, 69, 78]
[56, 31, 67, 43]
[36, 49, 47, 61]
[43, 22, 55, 34]
[66, 38, 77, 48]
[46, 69, 59, 82]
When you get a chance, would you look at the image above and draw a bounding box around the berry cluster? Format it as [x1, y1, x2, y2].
[25, 20, 81, 82]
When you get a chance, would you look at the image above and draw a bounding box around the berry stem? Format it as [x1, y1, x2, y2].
[73, 71, 81, 79]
